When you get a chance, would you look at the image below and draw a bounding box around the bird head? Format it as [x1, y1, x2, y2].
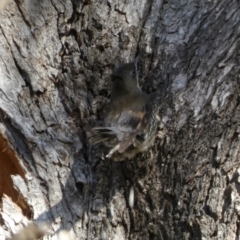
[111, 62, 139, 91]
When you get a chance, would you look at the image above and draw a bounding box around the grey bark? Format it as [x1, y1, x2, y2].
[0, 0, 240, 239]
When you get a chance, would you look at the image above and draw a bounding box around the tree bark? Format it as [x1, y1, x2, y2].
[0, 0, 240, 239]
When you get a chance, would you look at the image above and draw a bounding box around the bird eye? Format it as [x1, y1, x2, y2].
[131, 70, 136, 78]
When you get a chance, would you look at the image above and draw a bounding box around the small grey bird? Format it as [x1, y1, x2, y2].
[88, 60, 158, 160]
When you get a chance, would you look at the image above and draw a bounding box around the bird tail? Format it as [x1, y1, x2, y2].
[87, 127, 116, 145]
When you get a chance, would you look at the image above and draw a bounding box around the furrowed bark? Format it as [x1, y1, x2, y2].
[0, 0, 240, 239]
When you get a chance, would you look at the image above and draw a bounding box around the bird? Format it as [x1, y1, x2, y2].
[7, 224, 46, 240]
[7, 223, 72, 240]
[88, 59, 158, 160]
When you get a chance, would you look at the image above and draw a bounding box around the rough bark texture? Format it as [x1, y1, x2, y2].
[0, 0, 240, 239]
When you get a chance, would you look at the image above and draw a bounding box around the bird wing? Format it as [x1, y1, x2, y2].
[116, 110, 145, 153]
[87, 127, 116, 144]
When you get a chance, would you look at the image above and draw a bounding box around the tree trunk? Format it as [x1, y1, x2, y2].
[0, 0, 240, 239]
